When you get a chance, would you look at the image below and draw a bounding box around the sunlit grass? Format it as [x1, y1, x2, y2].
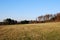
[0, 22, 60, 40]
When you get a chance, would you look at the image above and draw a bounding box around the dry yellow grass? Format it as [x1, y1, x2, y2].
[0, 22, 60, 40]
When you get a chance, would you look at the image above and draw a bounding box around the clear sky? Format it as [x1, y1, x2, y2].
[0, 0, 60, 21]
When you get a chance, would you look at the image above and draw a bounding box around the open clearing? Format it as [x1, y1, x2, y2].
[0, 22, 60, 40]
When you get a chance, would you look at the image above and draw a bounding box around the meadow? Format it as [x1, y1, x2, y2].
[0, 22, 60, 40]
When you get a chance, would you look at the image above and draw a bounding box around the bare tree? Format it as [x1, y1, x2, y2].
[38, 16, 44, 21]
[55, 13, 60, 21]
[44, 14, 53, 21]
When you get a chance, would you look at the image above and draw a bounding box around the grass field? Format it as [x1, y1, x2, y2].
[0, 22, 60, 40]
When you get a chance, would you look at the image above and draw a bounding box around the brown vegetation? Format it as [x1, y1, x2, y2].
[38, 13, 60, 22]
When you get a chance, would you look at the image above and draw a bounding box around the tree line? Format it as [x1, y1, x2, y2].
[38, 13, 60, 22]
[0, 13, 60, 25]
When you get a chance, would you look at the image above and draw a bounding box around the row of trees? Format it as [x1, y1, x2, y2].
[0, 18, 30, 25]
[38, 13, 60, 22]
[0, 13, 60, 25]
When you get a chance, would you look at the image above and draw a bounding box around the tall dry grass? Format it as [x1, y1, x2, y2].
[0, 22, 60, 40]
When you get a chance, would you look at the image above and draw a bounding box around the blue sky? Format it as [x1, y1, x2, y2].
[0, 0, 60, 21]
